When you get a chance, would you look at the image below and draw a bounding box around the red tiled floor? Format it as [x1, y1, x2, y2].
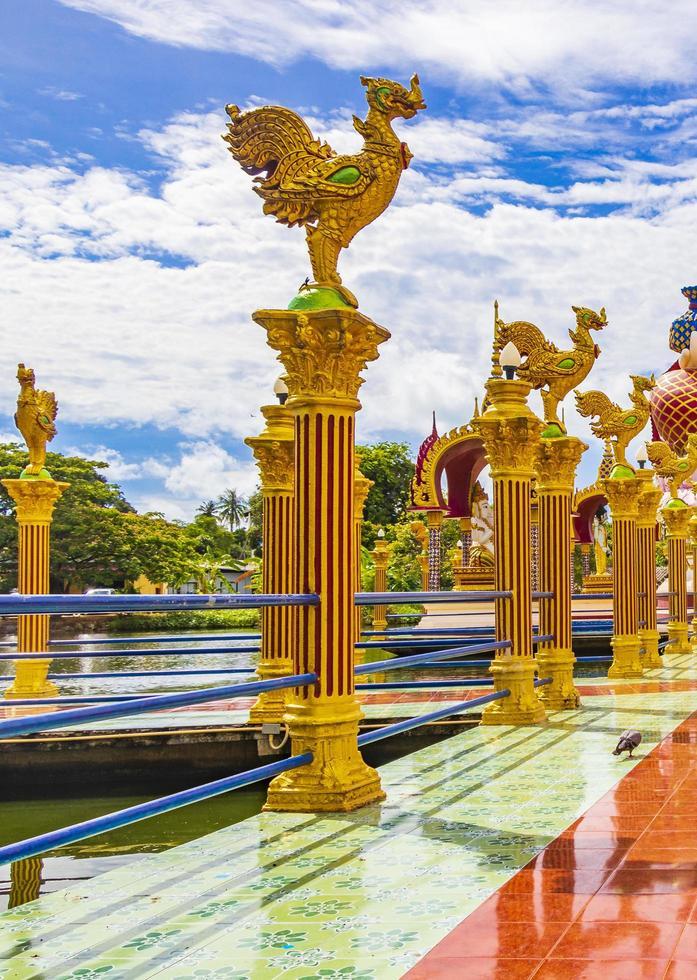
[404, 711, 697, 980]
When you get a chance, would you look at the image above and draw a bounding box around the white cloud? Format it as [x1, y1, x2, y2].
[64, 445, 144, 480]
[57, 0, 697, 94]
[1, 104, 694, 502]
[37, 86, 83, 101]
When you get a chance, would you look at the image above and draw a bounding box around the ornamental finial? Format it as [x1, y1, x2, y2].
[13, 364, 58, 480]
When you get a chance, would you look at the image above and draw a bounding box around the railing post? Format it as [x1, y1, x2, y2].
[426, 509, 443, 591]
[371, 533, 388, 632]
[1, 478, 68, 699]
[245, 404, 295, 723]
[636, 469, 662, 668]
[353, 460, 373, 644]
[535, 434, 587, 709]
[663, 499, 692, 654]
[473, 377, 546, 725]
[603, 476, 643, 677]
[253, 307, 386, 812]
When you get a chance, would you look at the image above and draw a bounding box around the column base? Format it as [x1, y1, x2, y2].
[667, 622, 691, 655]
[639, 629, 662, 669]
[535, 648, 580, 710]
[608, 635, 643, 678]
[372, 616, 387, 632]
[248, 660, 294, 725]
[264, 701, 385, 813]
[480, 658, 546, 726]
[4, 659, 58, 700]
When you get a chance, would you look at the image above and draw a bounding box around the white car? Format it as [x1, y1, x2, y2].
[84, 588, 116, 596]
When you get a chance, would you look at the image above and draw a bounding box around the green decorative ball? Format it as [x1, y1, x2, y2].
[665, 497, 688, 509]
[541, 422, 565, 439]
[288, 287, 351, 311]
[608, 463, 636, 480]
[20, 467, 52, 480]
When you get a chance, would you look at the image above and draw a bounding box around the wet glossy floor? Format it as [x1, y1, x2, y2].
[3, 656, 697, 979]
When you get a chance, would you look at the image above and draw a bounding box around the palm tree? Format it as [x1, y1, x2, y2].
[196, 499, 219, 518]
[216, 489, 248, 532]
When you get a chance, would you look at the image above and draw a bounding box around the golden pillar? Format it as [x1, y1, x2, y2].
[254, 307, 386, 812]
[663, 499, 691, 655]
[245, 403, 295, 723]
[426, 509, 443, 590]
[473, 378, 546, 725]
[371, 532, 388, 632]
[689, 510, 697, 648]
[636, 471, 662, 668]
[353, 461, 373, 644]
[535, 435, 587, 709]
[603, 477, 643, 678]
[2, 478, 68, 698]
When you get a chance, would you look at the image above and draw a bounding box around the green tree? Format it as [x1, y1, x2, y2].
[355, 441, 415, 529]
[0, 443, 196, 592]
[216, 488, 248, 532]
[246, 488, 263, 556]
[196, 499, 219, 519]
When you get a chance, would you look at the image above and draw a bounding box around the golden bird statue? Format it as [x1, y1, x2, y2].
[646, 434, 697, 498]
[14, 363, 58, 478]
[492, 304, 606, 429]
[575, 374, 656, 469]
[223, 74, 426, 308]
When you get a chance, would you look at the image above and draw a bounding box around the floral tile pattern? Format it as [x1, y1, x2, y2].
[2, 655, 697, 978]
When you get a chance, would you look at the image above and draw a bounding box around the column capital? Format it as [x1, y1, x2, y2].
[253, 307, 390, 403]
[636, 477, 662, 528]
[372, 537, 389, 568]
[535, 435, 587, 492]
[602, 476, 641, 519]
[2, 478, 69, 524]
[688, 508, 697, 548]
[473, 379, 544, 476]
[245, 404, 295, 492]
[353, 459, 373, 518]
[426, 509, 444, 529]
[663, 500, 692, 538]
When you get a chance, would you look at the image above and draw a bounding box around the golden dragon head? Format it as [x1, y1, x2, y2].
[359, 74, 426, 120]
[16, 363, 35, 387]
[630, 373, 656, 394]
[571, 305, 607, 332]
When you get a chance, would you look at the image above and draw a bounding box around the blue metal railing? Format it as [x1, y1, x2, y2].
[0, 592, 317, 615]
[0, 672, 317, 739]
[0, 633, 262, 647]
[355, 590, 512, 605]
[0, 646, 260, 661]
[0, 753, 312, 865]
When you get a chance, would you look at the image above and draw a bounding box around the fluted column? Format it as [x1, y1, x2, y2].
[245, 404, 295, 724]
[689, 511, 697, 650]
[635, 470, 662, 668]
[372, 534, 388, 631]
[2, 478, 68, 698]
[663, 500, 691, 655]
[254, 306, 386, 812]
[353, 461, 373, 645]
[535, 435, 587, 709]
[426, 509, 443, 590]
[473, 378, 546, 725]
[603, 477, 643, 678]
[530, 499, 539, 594]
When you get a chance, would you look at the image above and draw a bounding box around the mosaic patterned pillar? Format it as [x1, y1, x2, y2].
[663, 500, 692, 655]
[581, 544, 591, 585]
[426, 509, 443, 591]
[1, 478, 68, 699]
[530, 499, 539, 595]
[636, 471, 662, 668]
[353, 461, 373, 646]
[569, 530, 579, 595]
[371, 535, 388, 632]
[459, 517, 472, 567]
[535, 435, 586, 709]
[245, 404, 295, 724]
[603, 477, 643, 678]
[473, 378, 546, 725]
[254, 306, 387, 812]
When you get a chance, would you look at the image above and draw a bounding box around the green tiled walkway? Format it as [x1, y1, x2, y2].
[2, 660, 697, 979]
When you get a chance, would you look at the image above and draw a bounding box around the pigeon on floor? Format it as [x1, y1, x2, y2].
[612, 730, 642, 758]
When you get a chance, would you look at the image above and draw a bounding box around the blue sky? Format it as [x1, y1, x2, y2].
[2, 0, 697, 517]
